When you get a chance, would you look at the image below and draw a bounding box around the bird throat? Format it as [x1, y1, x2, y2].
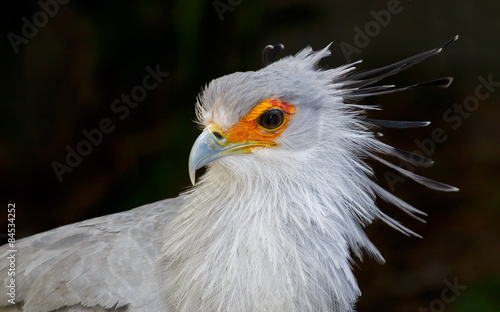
[156, 161, 360, 312]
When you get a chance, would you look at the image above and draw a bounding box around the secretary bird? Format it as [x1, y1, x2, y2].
[1, 36, 458, 312]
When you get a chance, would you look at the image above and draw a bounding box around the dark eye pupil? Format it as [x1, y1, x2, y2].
[259, 109, 285, 130]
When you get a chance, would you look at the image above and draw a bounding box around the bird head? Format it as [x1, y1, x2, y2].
[189, 44, 361, 186]
[189, 39, 458, 198]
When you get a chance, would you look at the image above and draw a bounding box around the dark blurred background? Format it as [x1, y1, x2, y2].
[1, 0, 499, 311]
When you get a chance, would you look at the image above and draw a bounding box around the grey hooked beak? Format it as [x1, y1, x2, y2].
[188, 124, 260, 185]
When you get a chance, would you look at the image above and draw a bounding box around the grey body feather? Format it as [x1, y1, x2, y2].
[0, 198, 180, 311]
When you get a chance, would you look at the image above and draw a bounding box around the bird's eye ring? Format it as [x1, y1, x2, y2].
[257, 109, 286, 132]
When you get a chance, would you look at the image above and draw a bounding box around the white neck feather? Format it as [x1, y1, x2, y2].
[157, 136, 382, 311]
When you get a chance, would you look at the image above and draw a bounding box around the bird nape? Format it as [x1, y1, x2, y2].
[1, 37, 458, 312]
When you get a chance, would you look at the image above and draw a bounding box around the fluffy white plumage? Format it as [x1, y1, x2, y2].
[158, 39, 457, 312]
[1, 38, 457, 312]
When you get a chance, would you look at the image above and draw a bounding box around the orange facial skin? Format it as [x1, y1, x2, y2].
[224, 99, 295, 149]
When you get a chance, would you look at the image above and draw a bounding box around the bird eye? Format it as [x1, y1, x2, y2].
[257, 109, 285, 131]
